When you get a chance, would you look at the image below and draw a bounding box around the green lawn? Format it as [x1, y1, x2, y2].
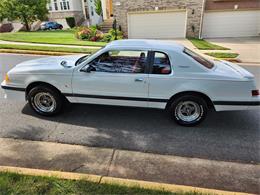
[205, 52, 239, 59]
[0, 31, 107, 47]
[188, 38, 230, 50]
[0, 172, 207, 195]
[0, 44, 98, 54]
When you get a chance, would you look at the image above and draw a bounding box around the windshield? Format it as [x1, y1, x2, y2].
[184, 48, 214, 69]
[75, 48, 102, 66]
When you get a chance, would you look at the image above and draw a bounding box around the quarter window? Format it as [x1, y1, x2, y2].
[184, 48, 214, 69]
[88, 50, 148, 74]
[152, 52, 171, 74]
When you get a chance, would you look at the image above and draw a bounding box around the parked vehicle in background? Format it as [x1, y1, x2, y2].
[40, 22, 63, 30]
[1, 40, 260, 126]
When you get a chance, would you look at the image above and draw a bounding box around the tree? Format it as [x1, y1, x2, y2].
[94, 0, 103, 16]
[0, 0, 49, 31]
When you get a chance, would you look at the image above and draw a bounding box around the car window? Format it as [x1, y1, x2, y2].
[88, 50, 148, 73]
[184, 48, 214, 69]
[152, 52, 171, 74]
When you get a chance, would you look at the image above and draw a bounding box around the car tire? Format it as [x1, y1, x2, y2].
[168, 95, 207, 126]
[28, 85, 63, 116]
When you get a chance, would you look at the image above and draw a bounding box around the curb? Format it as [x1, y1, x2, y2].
[220, 58, 242, 63]
[0, 166, 253, 195]
[0, 49, 86, 56]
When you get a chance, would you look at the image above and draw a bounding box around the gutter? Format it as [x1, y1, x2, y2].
[199, 0, 206, 39]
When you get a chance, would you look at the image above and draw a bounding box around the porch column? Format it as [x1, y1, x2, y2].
[101, 0, 108, 20]
[81, 0, 87, 19]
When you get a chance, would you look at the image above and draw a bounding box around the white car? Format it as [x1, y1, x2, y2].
[1, 40, 260, 126]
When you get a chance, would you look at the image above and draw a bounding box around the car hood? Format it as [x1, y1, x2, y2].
[15, 54, 86, 69]
[213, 60, 254, 80]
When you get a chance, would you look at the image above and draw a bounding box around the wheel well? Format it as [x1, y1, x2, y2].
[25, 82, 63, 100]
[166, 91, 214, 110]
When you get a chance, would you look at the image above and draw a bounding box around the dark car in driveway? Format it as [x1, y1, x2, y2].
[40, 22, 63, 30]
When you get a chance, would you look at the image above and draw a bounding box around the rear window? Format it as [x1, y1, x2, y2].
[184, 48, 214, 69]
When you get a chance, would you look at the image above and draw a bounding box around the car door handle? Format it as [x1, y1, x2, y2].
[135, 78, 144, 82]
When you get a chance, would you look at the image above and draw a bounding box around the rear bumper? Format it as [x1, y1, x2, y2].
[214, 99, 260, 111]
[1, 84, 26, 101]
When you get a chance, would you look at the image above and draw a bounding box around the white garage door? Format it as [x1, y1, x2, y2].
[128, 11, 186, 39]
[202, 10, 260, 38]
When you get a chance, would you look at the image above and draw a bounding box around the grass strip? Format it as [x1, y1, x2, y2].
[0, 44, 98, 54]
[205, 52, 239, 59]
[0, 172, 207, 195]
[188, 38, 230, 50]
[0, 31, 107, 47]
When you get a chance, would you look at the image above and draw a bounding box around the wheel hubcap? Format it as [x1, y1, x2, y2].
[176, 101, 201, 122]
[33, 92, 56, 113]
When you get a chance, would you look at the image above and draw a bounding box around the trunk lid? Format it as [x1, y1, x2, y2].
[213, 60, 254, 80]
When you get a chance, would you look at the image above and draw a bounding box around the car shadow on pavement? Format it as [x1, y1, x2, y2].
[16, 103, 260, 163]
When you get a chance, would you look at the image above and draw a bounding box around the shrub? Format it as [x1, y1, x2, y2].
[100, 29, 123, 42]
[66, 17, 76, 28]
[75, 27, 103, 42]
[75, 26, 123, 42]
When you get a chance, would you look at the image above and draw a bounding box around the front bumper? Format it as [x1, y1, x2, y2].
[1, 82, 26, 101]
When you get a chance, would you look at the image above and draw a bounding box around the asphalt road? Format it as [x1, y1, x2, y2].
[0, 53, 260, 164]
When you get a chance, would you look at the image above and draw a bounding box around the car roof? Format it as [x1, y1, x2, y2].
[106, 39, 185, 52]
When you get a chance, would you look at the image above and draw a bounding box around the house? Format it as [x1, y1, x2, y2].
[112, 0, 260, 39]
[47, 0, 107, 28]
[47, 0, 260, 38]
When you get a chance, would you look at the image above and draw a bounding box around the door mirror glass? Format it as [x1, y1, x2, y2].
[81, 65, 96, 73]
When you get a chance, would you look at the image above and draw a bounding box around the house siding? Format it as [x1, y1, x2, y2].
[48, 0, 85, 25]
[112, 0, 205, 38]
[205, 0, 260, 11]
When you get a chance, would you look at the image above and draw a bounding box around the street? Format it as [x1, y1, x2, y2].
[1, 53, 260, 164]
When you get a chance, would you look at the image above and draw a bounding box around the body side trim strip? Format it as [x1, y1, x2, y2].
[63, 93, 168, 103]
[213, 101, 260, 106]
[1, 85, 26, 92]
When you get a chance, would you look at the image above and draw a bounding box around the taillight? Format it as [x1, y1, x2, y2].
[252, 90, 260, 96]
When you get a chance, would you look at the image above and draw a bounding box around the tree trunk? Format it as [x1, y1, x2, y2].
[22, 14, 30, 31]
[24, 19, 30, 31]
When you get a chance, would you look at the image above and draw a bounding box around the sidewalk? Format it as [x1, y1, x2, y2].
[0, 138, 259, 194]
[0, 40, 100, 49]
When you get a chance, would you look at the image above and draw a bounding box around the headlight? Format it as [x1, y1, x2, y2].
[4, 74, 10, 83]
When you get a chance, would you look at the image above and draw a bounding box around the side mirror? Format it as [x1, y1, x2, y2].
[81, 65, 96, 73]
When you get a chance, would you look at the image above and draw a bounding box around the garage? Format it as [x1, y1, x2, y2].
[202, 10, 260, 38]
[128, 11, 187, 39]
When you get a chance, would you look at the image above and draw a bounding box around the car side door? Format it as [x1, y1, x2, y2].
[71, 49, 150, 108]
[148, 51, 173, 109]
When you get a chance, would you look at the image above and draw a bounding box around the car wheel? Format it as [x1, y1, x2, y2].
[28, 85, 63, 116]
[168, 95, 207, 126]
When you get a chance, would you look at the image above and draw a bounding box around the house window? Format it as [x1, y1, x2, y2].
[54, 0, 58, 10]
[67, 1, 70, 10]
[60, 0, 70, 10]
[91, 6, 94, 16]
[48, 4, 53, 11]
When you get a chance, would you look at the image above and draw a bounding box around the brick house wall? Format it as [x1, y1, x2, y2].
[112, 0, 205, 38]
[205, 0, 260, 11]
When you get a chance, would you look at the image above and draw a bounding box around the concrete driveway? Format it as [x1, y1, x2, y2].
[206, 37, 260, 63]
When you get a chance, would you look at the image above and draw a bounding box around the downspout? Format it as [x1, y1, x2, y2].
[199, 0, 206, 39]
